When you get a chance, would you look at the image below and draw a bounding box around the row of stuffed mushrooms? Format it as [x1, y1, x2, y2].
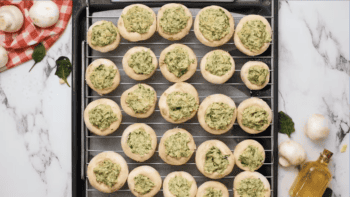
[87, 3, 272, 56]
[88, 138, 270, 196]
[86, 51, 270, 97]
[84, 82, 272, 136]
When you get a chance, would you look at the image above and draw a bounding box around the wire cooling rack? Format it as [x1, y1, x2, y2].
[72, 0, 278, 196]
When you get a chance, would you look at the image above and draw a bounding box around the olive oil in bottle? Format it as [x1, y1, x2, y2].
[289, 149, 333, 197]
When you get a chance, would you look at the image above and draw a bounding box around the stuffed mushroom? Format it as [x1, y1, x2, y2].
[198, 94, 237, 135]
[159, 82, 199, 124]
[159, 44, 197, 83]
[118, 4, 156, 42]
[234, 15, 272, 56]
[241, 61, 270, 90]
[194, 6, 234, 47]
[163, 171, 197, 197]
[200, 50, 235, 84]
[87, 21, 121, 53]
[120, 84, 157, 119]
[87, 151, 129, 193]
[121, 123, 157, 162]
[159, 128, 196, 166]
[86, 58, 120, 95]
[122, 47, 158, 81]
[83, 99, 122, 136]
[127, 166, 162, 197]
[157, 4, 193, 41]
[195, 140, 235, 179]
[237, 97, 272, 134]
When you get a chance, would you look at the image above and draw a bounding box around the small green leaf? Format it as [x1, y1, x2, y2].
[29, 43, 46, 72]
[278, 111, 295, 137]
[55, 56, 72, 87]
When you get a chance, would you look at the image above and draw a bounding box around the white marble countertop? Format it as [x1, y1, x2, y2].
[0, 1, 349, 197]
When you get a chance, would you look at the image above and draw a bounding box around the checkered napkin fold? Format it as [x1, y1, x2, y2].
[0, 0, 73, 72]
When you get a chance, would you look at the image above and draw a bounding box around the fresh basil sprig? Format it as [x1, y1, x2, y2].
[29, 43, 46, 72]
[55, 56, 72, 87]
[278, 111, 295, 137]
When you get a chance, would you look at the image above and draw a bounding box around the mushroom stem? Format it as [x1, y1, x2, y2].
[279, 157, 291, 167]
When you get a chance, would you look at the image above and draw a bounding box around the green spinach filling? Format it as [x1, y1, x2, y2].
[199, 8, 230, 41]
[165, 132, 191, 159]
[242, 106, 269, 131]
[166, 92, 198, 121]
[236, 178, 266, 197]
[164, 47, 194, 78]
[134, 174, 155, 195]
[128, 50, 155, 75]
[204, 146, 229, 174]
[204, 187, 223, 197]
[248, 66, 269, 86]
[205, 51, 232, 76]
[127, 128, 152, 156]
[205, 102, 235, 130]
[160, 6, 190, 35]
[168, 176, 192, 197]
[91, 21, 118, 47]
[88, 104, 118, 130]
[93, 159, 120, 188]
[126, 84, 155, 113]
[90, 64, 117, 90]
[239, 145, 264, 171]
[121, 6, 153, 34]
[238, 20, 271, 52]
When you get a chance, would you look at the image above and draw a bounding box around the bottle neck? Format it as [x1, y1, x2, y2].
[317, 149, 333, 165]
[317, 156, 330, 165]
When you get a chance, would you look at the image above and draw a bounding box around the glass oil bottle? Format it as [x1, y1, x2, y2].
[289, 149, 333, 197]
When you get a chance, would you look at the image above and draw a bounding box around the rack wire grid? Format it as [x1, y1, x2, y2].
[80, 1, 277, 197]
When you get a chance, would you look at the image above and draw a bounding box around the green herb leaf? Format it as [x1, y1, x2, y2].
[55, 56, 72, 87]
[278, 111, 295, 137]
[29, 43, 46, 72]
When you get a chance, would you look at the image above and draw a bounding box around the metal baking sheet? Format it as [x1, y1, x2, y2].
[72, 1, 278, 197]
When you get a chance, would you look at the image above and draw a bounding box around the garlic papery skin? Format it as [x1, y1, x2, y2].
[279, 140, 307, 167]
[0, 5, 24, 32]
[305, 114, 330, 141]
[29, 1, 59, 28]
[0, 46, 8, 69]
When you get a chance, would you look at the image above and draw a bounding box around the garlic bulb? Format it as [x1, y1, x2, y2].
[305, 114, 330, 141]
[29, 1, 59, 28]
[279, 140, 307, 167]
[0, 5, 24, 32]
[0, 45, 8, 68]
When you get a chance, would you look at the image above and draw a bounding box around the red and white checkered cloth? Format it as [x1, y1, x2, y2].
[0, 0, 73, 72]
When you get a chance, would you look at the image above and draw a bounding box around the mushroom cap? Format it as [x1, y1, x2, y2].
[305, 114, 330, 141]
[0, 46, 8, 68]
[29, 1, 59, 28]
[278, 140, 307, 167]
[0, 5, 24, 32]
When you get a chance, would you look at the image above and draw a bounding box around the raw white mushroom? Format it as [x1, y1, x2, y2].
[29, 1, 59, 28]
[0, 5, 24, 32]
[279, 140, 307, 167]
[304, 114, 330, 141]
[0, 46, 8, 69]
